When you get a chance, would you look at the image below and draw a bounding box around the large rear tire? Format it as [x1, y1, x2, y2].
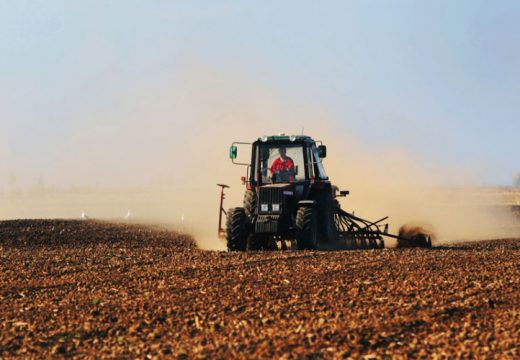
[226, 208, 248, 252]
[296, 207, 318, 250]
[318, 190, 337, 244]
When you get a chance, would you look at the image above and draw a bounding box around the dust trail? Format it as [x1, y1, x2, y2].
[324, 135, 520, 245]
[0, 64, 518, 248]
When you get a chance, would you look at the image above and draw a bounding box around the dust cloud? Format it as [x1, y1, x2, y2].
[324, 136, 520, 246]
[0, 65, 518, 249]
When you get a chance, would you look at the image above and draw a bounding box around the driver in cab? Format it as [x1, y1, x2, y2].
[270, 147, 295, 183]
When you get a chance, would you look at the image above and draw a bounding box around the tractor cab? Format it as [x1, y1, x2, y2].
[251, 136, 328, 185]
[229, 135, 328, 186]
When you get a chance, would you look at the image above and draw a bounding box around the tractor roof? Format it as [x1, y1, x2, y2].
[256, 135, 315, 143]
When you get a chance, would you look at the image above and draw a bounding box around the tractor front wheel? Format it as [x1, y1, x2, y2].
[226, 208, 248, 251]
[243, 190, 257, 218]
[296, 207, 319, 250]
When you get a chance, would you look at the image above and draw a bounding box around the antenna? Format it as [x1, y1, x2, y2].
[301, 127, 304, 135]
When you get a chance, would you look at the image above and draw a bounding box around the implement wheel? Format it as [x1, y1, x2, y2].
[296, 207, 318, 250]
[226, 208, 248, 251]
[397, 233, 432, 248]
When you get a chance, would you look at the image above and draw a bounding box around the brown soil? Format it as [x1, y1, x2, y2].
[1, 220, 518, 358]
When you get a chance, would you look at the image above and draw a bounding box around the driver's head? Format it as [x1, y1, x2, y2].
[279, 147, 287, 157]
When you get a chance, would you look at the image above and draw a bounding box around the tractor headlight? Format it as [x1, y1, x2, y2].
[272, 204, 280, 211]
[261, 204, 269, 212]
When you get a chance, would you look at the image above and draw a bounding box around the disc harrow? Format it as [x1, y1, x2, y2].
[334, 208, 386, 249]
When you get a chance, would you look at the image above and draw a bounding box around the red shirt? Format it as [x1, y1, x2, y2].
[270, 157, 295, 179]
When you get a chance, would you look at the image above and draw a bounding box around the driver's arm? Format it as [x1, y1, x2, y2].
[270, 159, 280, 174]
[287, 158, 295, 172]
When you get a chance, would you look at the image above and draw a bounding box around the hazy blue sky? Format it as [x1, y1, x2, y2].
[0, 1, 519, 187]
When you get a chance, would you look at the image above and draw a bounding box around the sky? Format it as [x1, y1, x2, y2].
[0, 0, 519, 188]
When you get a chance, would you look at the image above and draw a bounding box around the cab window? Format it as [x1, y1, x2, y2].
[254, 144, 306, 184]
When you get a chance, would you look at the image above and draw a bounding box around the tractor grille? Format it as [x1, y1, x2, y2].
[255, 215, 280, 233]
[258, 187, 284, 213]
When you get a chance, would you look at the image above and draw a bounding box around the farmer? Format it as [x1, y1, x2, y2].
[270, 147, 295, 182]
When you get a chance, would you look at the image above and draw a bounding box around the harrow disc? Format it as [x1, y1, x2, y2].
[334, 208, 387, 250]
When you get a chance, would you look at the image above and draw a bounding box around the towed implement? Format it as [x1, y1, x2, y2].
[218, 134, 431, 251]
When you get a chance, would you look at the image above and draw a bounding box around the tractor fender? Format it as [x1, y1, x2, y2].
[298, 200, 317, 208]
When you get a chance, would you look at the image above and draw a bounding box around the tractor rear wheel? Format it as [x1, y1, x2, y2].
[226, 208, 248, 251]
[296, 207, 318, 250]
[316, 190, 337, 244]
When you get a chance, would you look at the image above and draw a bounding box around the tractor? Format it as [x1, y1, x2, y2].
[217, 134, 431, 251]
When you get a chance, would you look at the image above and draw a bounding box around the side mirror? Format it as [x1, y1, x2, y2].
[294, 165, 298, 175]
[318, 145, 327, 158]
[229, 145, 238, 159]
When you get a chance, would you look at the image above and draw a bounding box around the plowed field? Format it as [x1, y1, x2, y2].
[1, 220, 518, 358]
